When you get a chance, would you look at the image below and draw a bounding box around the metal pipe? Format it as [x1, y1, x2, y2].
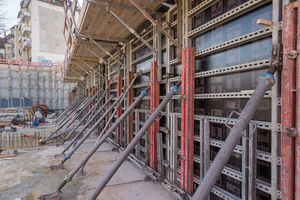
[55, 98, 82, 122]
[61, 94, 121, 163]
[87, 83, 180, 199]
[39, 87, 151, 199]
[191, 74, 275, 200]
[56, 97, 88, 124]
[101, 6, 159, 55]
[43, 91, 101, 144]
[91, 39, 127, 70]
[56, 99, 79, 122]
[45, 126, 76, 141]
[42, 96, 95, 143]
[60, 95, 113, 154]
[129, 0, 181, 50]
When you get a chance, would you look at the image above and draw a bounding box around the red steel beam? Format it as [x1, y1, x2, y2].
[127, 71, 133, 144]
[180, 47, 195, 195]
[150, 61, 159, 171]
[296, 1, 300, 198]
[282, 2, 299, 200]
[106, 80, 111, 129]
[116, 75, 123, 144]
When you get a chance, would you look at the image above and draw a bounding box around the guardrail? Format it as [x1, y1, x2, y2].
[0, 59, 63, 68]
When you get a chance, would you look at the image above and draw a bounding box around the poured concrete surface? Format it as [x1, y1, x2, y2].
[0, 138, 177, 200]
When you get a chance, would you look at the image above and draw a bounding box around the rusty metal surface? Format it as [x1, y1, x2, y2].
[180, 47, 195, 195]
[150, 61, 159, 171]
[282, 2, 299, 199]
[116, 75, 123, 144]
[127, 71, 134, 144]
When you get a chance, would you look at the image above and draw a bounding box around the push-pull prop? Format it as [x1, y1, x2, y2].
[42, 90, 101, 144]
[87, 82, 181, 200]
[38, 83, 155, 200]
[191, 71, 276, 199]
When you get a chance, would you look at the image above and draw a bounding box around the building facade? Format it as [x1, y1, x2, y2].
[16, 0, 66, 63]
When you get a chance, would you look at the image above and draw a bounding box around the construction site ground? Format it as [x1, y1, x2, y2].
[0, 124, 176, 200]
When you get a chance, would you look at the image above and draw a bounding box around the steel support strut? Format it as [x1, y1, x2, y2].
[50, 95, 114, 166]
[55, 98, 83, 123]
[56, 99, 79, 122]
[39, 87, 151, 200]
[42, 91, 100, 144]
[87, 83, 180, 200]
[94, 3, 159, 55]
[59, 84, 110, 146]
[192, 73, 276, 200]
[129, 0, 181, 51]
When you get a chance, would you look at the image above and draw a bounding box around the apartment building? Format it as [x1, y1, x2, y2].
[16, 0, 66, 63]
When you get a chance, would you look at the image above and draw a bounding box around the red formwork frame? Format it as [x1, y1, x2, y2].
[127, 71, 134, 144]
[282, 2, 300, 199]
[106, 80, 111, 129]
[116, 75, 123, 144]
[150, 61, 159, 171]
[180, 47, 195, 195]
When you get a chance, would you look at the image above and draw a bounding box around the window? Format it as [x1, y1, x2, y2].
[7, 47, 10, 51]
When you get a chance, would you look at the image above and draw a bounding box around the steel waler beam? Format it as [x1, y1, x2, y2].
[87, 83, 181, 199]
[96, 4, 159, 55]
[192, 72, 276, 199]
[55, 84, 110, 149]
[129, 0, 181, 51]
[49, 95, 115, 169]
[38, 85, 153, 200]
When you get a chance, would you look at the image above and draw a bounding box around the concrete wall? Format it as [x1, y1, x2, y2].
[0, 63, 71, 108]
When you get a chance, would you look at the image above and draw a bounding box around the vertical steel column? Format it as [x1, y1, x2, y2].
[296, 1, 300, 199]
[150, 61, 159, 171]
[116, 75, 123, 144]
[106, 80, 111, 129]
[127, 71, 133, 144]
[282, 2, 298, 199]
[180, 47, 195, 195]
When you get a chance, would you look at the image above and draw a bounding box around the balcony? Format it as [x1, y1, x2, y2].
[23, 11, 31, 22]
[20, 0, 30, 8]
[22, 38, 31, 50]
[18, 34, 22, 43]
[22, 26, 31, 36]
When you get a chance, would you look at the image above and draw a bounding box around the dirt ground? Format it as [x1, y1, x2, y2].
[0, 135, 177, 200]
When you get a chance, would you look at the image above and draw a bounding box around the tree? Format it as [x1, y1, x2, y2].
[0, 0, 10, 36]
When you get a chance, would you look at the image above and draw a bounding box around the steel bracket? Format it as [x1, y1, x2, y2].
[225, 111, 257, 140]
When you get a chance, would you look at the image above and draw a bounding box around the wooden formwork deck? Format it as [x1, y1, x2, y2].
[64, 0, 161, 80]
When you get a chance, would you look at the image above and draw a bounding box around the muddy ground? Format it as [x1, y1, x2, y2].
[0, 136, 177, 200]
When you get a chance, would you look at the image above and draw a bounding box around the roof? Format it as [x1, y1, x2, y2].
[0, 38, 5, 49]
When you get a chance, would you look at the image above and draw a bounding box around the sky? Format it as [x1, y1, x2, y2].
[2, 0, 83, 34]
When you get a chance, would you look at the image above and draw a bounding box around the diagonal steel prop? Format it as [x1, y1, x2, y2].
[43, 97, 93, 143]
[86, 82, 181, 200]
[50, 72, 138, 169]
[38, 84, 154, 200]
[55, 98, 83, 123]
[42, 90, 102, 144]
[55, 99, 80, 122]
[49, 93, 121, 171]
[78, 74, 141, 174]
[56, 84, 110, 148]
[191, 73, 276, 199]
